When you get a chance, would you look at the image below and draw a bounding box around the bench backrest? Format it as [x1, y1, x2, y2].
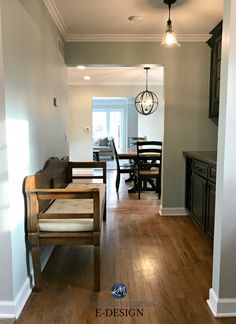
[23, 157, 107, 224]
[24, 157, 69, 216]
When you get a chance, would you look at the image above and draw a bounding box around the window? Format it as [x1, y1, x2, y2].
[92, 98, 127, 150]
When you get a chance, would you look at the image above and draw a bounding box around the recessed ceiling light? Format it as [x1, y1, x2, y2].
[77, 65, 86, 70]
[83, 76, 91, 80]
[128, 16, 143, 23]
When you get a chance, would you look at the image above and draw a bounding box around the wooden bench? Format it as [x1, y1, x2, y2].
[23, 157, 106, 292]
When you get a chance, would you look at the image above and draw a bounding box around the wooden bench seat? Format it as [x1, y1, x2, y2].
[23, 158, 106, 292]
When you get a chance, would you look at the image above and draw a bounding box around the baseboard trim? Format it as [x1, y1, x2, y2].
[0, 246, 54, 319]
[207, 288, 236, 317]
[159, 206, 189, 216]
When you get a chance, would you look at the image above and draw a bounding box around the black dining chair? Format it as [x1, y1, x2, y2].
[136, 141, 162, 199]
[111, 139, 136, 192]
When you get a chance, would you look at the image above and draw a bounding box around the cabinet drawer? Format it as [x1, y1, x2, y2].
[192, 160, 208, 178]
[209, 165, 216, 183]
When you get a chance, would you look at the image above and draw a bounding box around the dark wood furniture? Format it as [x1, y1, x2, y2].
[23, 157, 106, 292]
[118, 147, 162, 193]
[184, 151, 217, 241]
[207, 21, 222, 118]
[19, 170, 216, 323]
[136, 141, 162, 199]
[93, 149, 100, 161]
[111, 139, 136, 192]
[118, 148, 161, 161]
[118, 150, 138, 160]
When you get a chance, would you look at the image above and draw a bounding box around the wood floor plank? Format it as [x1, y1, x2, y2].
[15, 171, 236, 323]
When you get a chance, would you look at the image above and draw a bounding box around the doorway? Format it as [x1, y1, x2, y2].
[92, 97, 128, 150]
[67, 65, 164, 162]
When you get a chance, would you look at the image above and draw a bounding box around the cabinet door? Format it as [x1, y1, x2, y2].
[208, 21, 222, 118]
[191, 172, 207, 229]
[206, 182, 216, 239]
[185, 157, 192, 211]
[210, 36, 221, 117]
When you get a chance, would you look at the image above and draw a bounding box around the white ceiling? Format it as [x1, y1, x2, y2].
[44, 0, 223, 85]
[44, 0, 223, 42]
[68, 66, 164, 86]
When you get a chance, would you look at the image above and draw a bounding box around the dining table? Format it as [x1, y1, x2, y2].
[118, 149, 161, 192]
[118, 149, 161, 161]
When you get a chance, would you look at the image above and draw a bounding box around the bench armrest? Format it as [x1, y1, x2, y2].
[26, 188, 100, 232]
[30, 187, 100, 199]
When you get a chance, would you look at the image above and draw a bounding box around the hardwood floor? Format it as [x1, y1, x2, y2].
[0, 320, 15, 324]
[16, 171, 236, 323]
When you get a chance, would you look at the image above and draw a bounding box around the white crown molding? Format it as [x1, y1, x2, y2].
[159, 206, 189, 216]
[68, 81, 163, 86]
[43, 1, 210, 43]
[207, 288, 236, 317]
[65, 33, 211, 43]
[43, 0, 211, 43]
[43, 0, 67, 38]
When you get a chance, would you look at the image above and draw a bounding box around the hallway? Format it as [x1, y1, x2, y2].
[16, 171, 235, 323]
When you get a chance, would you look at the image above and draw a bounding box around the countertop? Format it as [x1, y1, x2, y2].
[183, 151, 217, 166]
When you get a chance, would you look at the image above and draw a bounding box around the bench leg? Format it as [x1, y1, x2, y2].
[30, 234, 42, 292]
[103, 200, 107, 221]
[94, 245, 100, 291]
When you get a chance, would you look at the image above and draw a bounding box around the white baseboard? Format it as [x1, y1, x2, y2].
[159, 205, 189, 216]
[207, 288, 236, 317]
[0, 246, 54, 319]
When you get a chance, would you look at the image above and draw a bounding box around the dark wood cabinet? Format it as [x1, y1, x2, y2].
[191, 172, 207, 230]
[206, 182, 216, 239]
[207, 21, 222, 118]
[184, 152, 217, 242]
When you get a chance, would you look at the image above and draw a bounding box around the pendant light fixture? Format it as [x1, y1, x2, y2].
[135, 67, 158, 116]
[161, 0, 180, 47]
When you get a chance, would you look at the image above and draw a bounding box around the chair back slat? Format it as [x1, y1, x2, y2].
[111, 138, 120, 171]
[136, 141, 162, 199]
[139, 148, 162, 154]
[137, 140, 162, 146]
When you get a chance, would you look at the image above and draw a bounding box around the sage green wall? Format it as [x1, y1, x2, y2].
[68, 85, 163, 161]
[0, 0, 68, 303]
[0, 8, 13, 302]
[66, 42, 218, 209]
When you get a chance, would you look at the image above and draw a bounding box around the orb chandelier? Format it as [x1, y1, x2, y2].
[161, 0, 180, 47]
[135, 67, 158, 116]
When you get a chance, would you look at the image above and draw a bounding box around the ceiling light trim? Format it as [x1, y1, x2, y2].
[65, 34, 211, 42]
[68, 81, 163, 86]
[43, 0, 67, 38]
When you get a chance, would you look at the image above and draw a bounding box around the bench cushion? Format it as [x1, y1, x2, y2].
[39, 183, 106, 232]
[39, 219, 94, 232]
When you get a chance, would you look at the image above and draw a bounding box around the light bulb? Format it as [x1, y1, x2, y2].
[166, 31, 175, 45]
[161, 29, 180, 47]
[161, 19, 181, 47]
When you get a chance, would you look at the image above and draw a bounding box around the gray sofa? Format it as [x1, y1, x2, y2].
[93, 137, 114, 160]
